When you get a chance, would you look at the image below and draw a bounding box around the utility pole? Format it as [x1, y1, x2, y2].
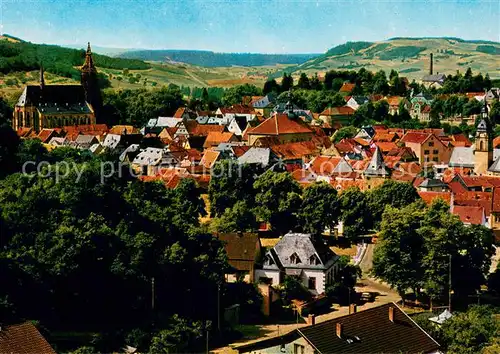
[448, 254, 452, 312]
[151, 276, 155, 311]
[217, 284, 221, 332]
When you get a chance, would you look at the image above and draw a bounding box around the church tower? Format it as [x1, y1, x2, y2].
[81, 42, 101, 118]
[474, 104, 493, 175]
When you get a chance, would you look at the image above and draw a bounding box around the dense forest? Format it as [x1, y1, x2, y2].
[117, 49, 320, 67]
[0, 40, 150, 81]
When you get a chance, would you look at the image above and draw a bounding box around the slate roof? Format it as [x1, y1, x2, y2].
[156, 117, 182, 128]
[422, 73, 446, 83]
[0, 322, 56, 354]
[419, 178, 447, 189]
[364, 147, 390, 176]
[449, 147, 474, 168]
[266, 233, 338, 270]
[238, 147, 274, 166]
[298, 303, 440, 354]
[16, 84, 88, 109]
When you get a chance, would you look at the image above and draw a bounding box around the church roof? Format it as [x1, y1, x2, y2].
[17, 85, 89, 109]
[364, 146, 390, 176]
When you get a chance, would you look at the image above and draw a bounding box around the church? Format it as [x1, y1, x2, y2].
[12, 43, 100, 133]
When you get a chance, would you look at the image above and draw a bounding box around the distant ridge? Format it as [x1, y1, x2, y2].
[388, 37, 500, 45]
[116, 50, 321, 67]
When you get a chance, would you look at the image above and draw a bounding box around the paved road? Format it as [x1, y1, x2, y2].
[213, 276, 400, 354]
[213, 242, 400, 353]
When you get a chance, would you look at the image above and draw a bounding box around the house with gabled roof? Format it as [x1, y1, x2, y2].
[255, 233, 341, 295]
[339, 82, 356, 94]
[216, 232, 262, 283]
[236, 303, 441, 354]
[345, 96, 369, 110]
[401, 132, 451, 165]
[246, 113, 313, 146]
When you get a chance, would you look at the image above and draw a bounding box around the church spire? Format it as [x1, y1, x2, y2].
[364, 146, 390, 177]
[82, 42, 96, 73]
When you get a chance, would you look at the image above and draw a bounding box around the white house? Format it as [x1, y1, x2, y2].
[227, 116, 248, 136]
[255, 233, 341, 295]
[346, 96, 370, 111]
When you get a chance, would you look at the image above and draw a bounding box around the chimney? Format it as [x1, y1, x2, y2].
[349, 303, 357, 314]
[389, 306, 395, 323]
[429, 53, 433, 75]
[307, 314, 316, 326]
[336, 323, 342, 338]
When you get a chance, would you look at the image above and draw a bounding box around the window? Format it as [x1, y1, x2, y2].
[429, 141, 434, 147]
[424, 150, 430, 155]
[309, 255, 320, 265]
[308, 277, 317, 290]
[294, 344, 305, 354]
[432, 157, 439, 162]
[266, 256, 274, 266]
[433, 150, 439, 154]
[290, 252, 301, 264]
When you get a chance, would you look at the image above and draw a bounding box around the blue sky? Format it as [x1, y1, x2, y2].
[1, 0, 499, 53]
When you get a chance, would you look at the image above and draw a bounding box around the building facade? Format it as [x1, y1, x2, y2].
[12, 43, 99, 132]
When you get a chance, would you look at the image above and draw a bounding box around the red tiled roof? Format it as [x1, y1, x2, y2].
[203, 132, 236, 148]
[232, 145, 250, 158]
[37, 128, 57, 143]
[330, 178, 366, 191]
[109, 125, 138, 134]
[452, 205, 484, 225]
[447, 180, 468, 194]
[339, 82, 356, 93]
[353, 137, 370, 146]
[375, 142, 398, 153]
[419, 191, 452, 205]
[320, 106, 355, 116]
[349, 159, 371, 172]
[270, 141, 320, 161]
[373, 132, 399, 142]
[454, 191, 493, 215]
[401, 132, 431, 144]
[200, 150, 221, 169]
[309, 156, 342, 175]
[0, 322, 56, 354]
[494, 136, 500, 149]
[174, 107, 186, 118]
[186, 121, 225, 137]
[386, 96, 404, 107]
[216, 232, 260, 271]
[249, 113, 312, 136]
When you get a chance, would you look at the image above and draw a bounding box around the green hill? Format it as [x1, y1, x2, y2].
[116, 49, 320, 67]
[275, 37, 500, 80]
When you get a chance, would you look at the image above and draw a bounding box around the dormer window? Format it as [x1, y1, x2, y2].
[309, 255, 320, 265]
[265, 255, 274, 266]
[290, 252, 301, 264]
